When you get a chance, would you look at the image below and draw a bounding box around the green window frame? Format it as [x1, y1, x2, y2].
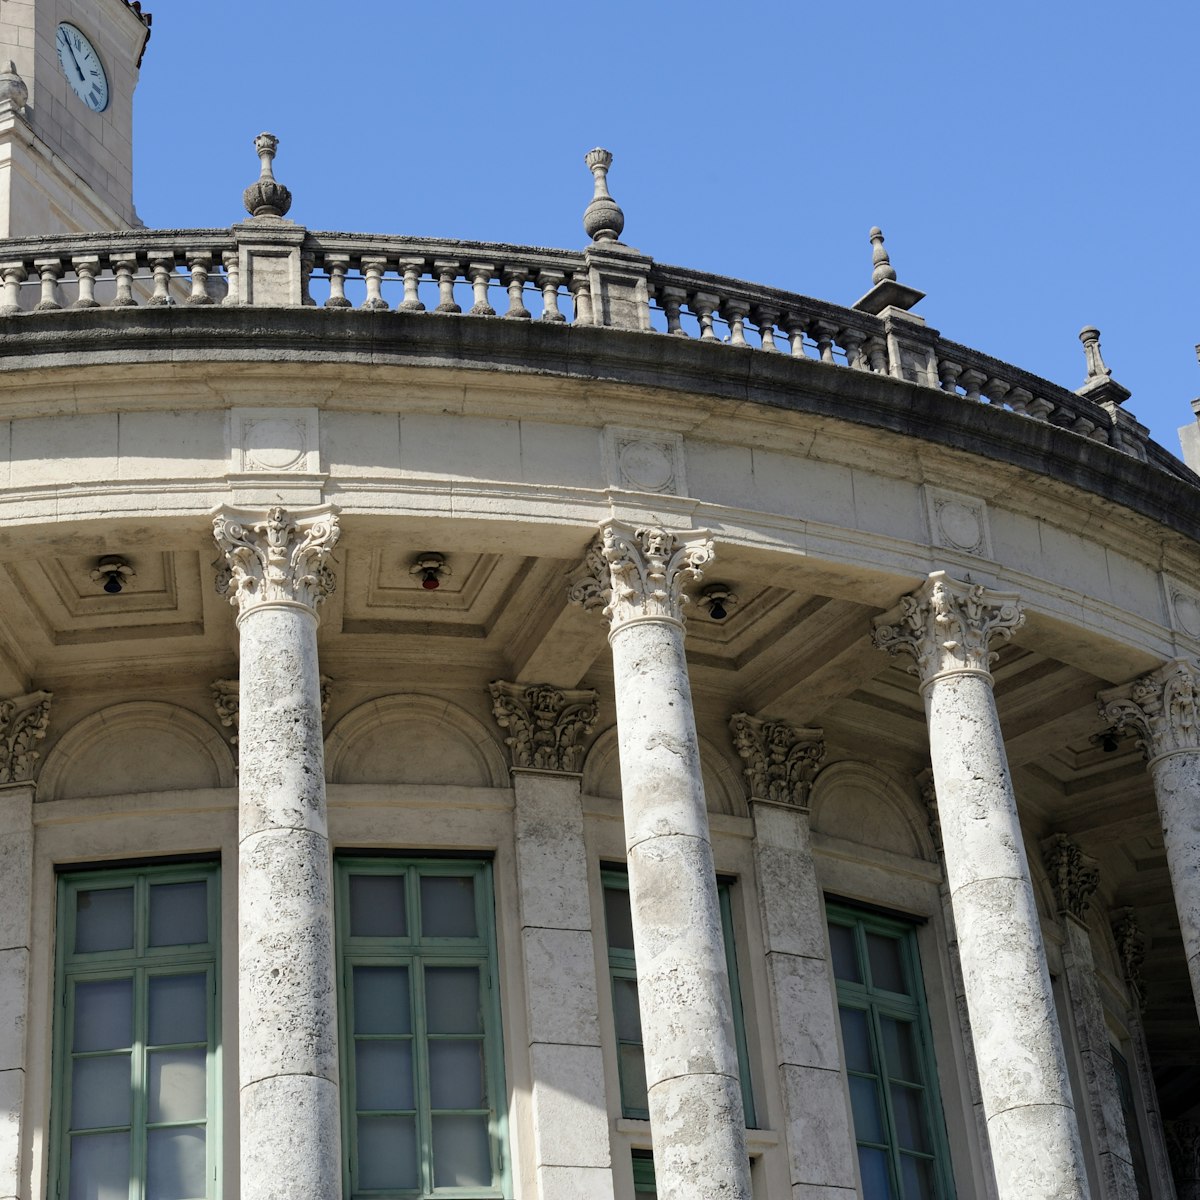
[335, 857, 509, 1198]
[601, 868, 756, 1127]
[826, 901, 955, 1200]
[51, 860, 221, 1200]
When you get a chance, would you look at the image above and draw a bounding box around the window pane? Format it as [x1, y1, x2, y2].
[881, 1016, 921, 1084]
[619, 1043, 649, 1113]
[432, 1113, 491, 1187]
[612, 976, 642, 1041]
[848, 1075, 885, 1144]
[149, 882, 208, 947]
[429, 1040, 486, 1108]
[353, 966, 411, 1035]
[828, 922, 862, 983]
[839, 1007, 873, 1074]
[857, 1145, 895, 1199]
[148, 1049, 207, 1123]
[900, 1152, 936, 1199]
[75, 888, 134, 954]
[357, 1115, 417, 1190]
[866, 932, 907, 994]
[425, 967, 481, 1034]
[73, 979, 133, 1052]
[420, 875, 477, 938]
[147, 1127, 206, 1200]
[349, 875, 407, 938]
[69, 1131, 130, 1200]
[355, 1040, 414, 1111]
[891, 1084, 930, 1153]
[149, 975, 207, 1046]
[71, 1055, 131, 1130]
[604, 885, 635, 951]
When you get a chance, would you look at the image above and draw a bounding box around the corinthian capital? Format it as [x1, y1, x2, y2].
[213, 506, 340, 618]
[0, 690, 51, 784]
[488, 681, 599, 773]
[729, 713, 824, 808]
[873, 571, 1024, 686]
[1098, 659, 1200, 763]
[567, 521, 713, 630]
[1042, 834, 1099, 922]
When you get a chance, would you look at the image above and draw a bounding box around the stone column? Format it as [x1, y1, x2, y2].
[488, 681, 615, 1200]
[570, 523, 751, 1200]
[874, 571, 1091, 1200]
[1100, 659, 1200, 1024]
[729, 714, 858, 1198]
[213, 506, 342, 1200]
[1043, 836, 1138, 1200]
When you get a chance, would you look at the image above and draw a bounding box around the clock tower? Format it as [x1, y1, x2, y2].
[0, 0, 149, 235]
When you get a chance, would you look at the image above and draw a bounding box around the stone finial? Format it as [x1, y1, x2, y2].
[0, 61, 28, 113]
[582, 148, 624, 243]
[242, 131, 293, 219]
[1042, 834, 1099, 921]
[729, 713, 824, 808]
[853, 225, 925, 315]
[1098, 659, 1200, 764]
[488, 681, 599, 774]
[869, 227, 897, 285]
[0, 690, 51, 784]
[1075, 325, 1131, 406]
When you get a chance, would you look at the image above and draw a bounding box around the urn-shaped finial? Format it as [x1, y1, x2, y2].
[0, 61, 28, 111]
[242, 131, 292, 219]
[869, 226, 897, 286]
[1075, 325, 1131, 406]
[1079, 326, 1112, 380]
[583, 147, 624, 243]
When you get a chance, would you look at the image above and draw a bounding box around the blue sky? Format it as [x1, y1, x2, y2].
[134, 2, 1198, 453]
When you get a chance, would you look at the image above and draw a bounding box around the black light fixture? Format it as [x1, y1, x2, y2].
[90, 555, 135, 594]
[699, 584, 738, 622]
[409, 552, 451, 592]
[1100, 730, 1120, 754]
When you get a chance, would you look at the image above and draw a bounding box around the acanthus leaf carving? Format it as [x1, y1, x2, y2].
[212, 505, 340, 617]
[1042, 833, 1099, 922]
[0, 690, 51, 784]
[1098, 658, 1200, 763]
[1111, 906, 1146, 1006]
[873, 571, 1024, 686]
[729, 712, 824, 808]
[488, 680, 598, 774]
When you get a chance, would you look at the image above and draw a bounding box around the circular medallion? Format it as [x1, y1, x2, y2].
[937, 501, 982, 552]
[1174, 593, 1200, 639]
[618, 440, 674, 492]
[244, 420, 307, 472]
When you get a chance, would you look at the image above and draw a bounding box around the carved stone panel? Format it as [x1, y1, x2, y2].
[924, 486, 993, 558]
[602, 425, 687, 496]
[230, 407, 321, 476]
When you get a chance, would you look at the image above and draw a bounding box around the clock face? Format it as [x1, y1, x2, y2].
[55, 23, 109, 113]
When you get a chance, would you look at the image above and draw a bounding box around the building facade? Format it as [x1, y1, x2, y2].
[0, 3, 1198, 1199]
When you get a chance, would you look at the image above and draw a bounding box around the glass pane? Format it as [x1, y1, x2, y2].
[355, 1040, 414, 1111]
[349, 874, 407, 938]
[69, 1130, 130, 1200]
[857, 1145, 895, 1199]
[149, 882, 208, 947]
[839, 1007, 873, 1074]
[828, 922, 862, 983]
[357, 1114, 417, 1190]
[429, 1040, 486, 1108]
[882, 1016, 921, 1084]
[73, 979, 133, 1052]
[891, 1084, 930, 1153]
[147, 1127, 206, 1200]
[425, 967, 481, 1034]
[149, 975, 207, 1046]
[432, 1113, 492, 1188]
[353, 966, 411, 1035]
[848, 1075, 885, 1144]
[900, 1152, 936, 1199]
[148, 1049, 207, 1123]
[420, 875, 477, 938]
[71, 1055, 131, 1129]
[75, 888, 134, 954]
[619, 1043, 649, 1113]
[612, 976, 643, 1041]
[604, 885, 635, 951]
[867, 932, 907, 994]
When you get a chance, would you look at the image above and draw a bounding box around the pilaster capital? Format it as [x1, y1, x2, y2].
[0, 690, 51, 785]
[1165, 1120, 1200, 1184]
[488, 681, 598, 774]
[1110, 906, 1146, 1002]
[1098, 658, 1200, 763]
[872, 571, 1024, 687]
[1042, 833, 1099, 922]
[567, 521, 713, 631]
[729, 713, 824, 809]
[212, 505, 340, 620]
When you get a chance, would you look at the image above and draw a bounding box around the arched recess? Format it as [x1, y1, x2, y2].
[809, 760, 935, 862]
[324, 694, 508, 788]
[40, 701, 236, 801]
[580, 725, 746, 817]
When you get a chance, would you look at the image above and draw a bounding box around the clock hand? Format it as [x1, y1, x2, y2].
[62, 38, 86, 81]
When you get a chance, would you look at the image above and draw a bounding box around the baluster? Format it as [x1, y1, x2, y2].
[1087, 425, 1109, 443]
[503, 267, 530, 319]
[467, 263, 496, 316]
[983, 378, 1010, 408]
[1071, 415, 1097, 438]
[959, 368, 987, 404]
[395, 259, 425, 312]
[752, 307, 780, 352]
[33, 258, 63, 311]
[300, 250, 315, 307]
[1025, 395, 1055, 422]
[111, 256, 137, 307]
[360, 257, 390, 311]
[722, 299, 749, 346]
[938, 358, 964, 393]
[659, 286, 687, 336]
[812, 319, 838, 364]
[147, 254, 174, 306]
[839, 327, 866, 369]
[0, 263, 25, 313]
[864, 335, 888, 373]
[323, 254, 352, 308]
[538, 270, 566, 322]
[1006, 387, 1032, 416]
[185, 251, 214, 305]
[433, 260, 461, 313]
[568, 272, 592, 326]
[781, 315, 807, 357]
[222, 250, 241, 306]
[692, 292, 720, 341]
[72, 256, 100, 308]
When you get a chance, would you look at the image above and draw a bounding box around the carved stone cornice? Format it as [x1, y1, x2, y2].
[212, 505, 340, 619]
[1042, 834, 1099, 922]
[488, 681, 598, 774]
[567, 522, 713, 631]
[872, 571, 1024, 687]
[211, 675, 331, 750]
[729, 713, 824, 808]
[0, 690, 51, 785]
[1111, 907, 1146, 1003]
[1098, 658, 1200, 764]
